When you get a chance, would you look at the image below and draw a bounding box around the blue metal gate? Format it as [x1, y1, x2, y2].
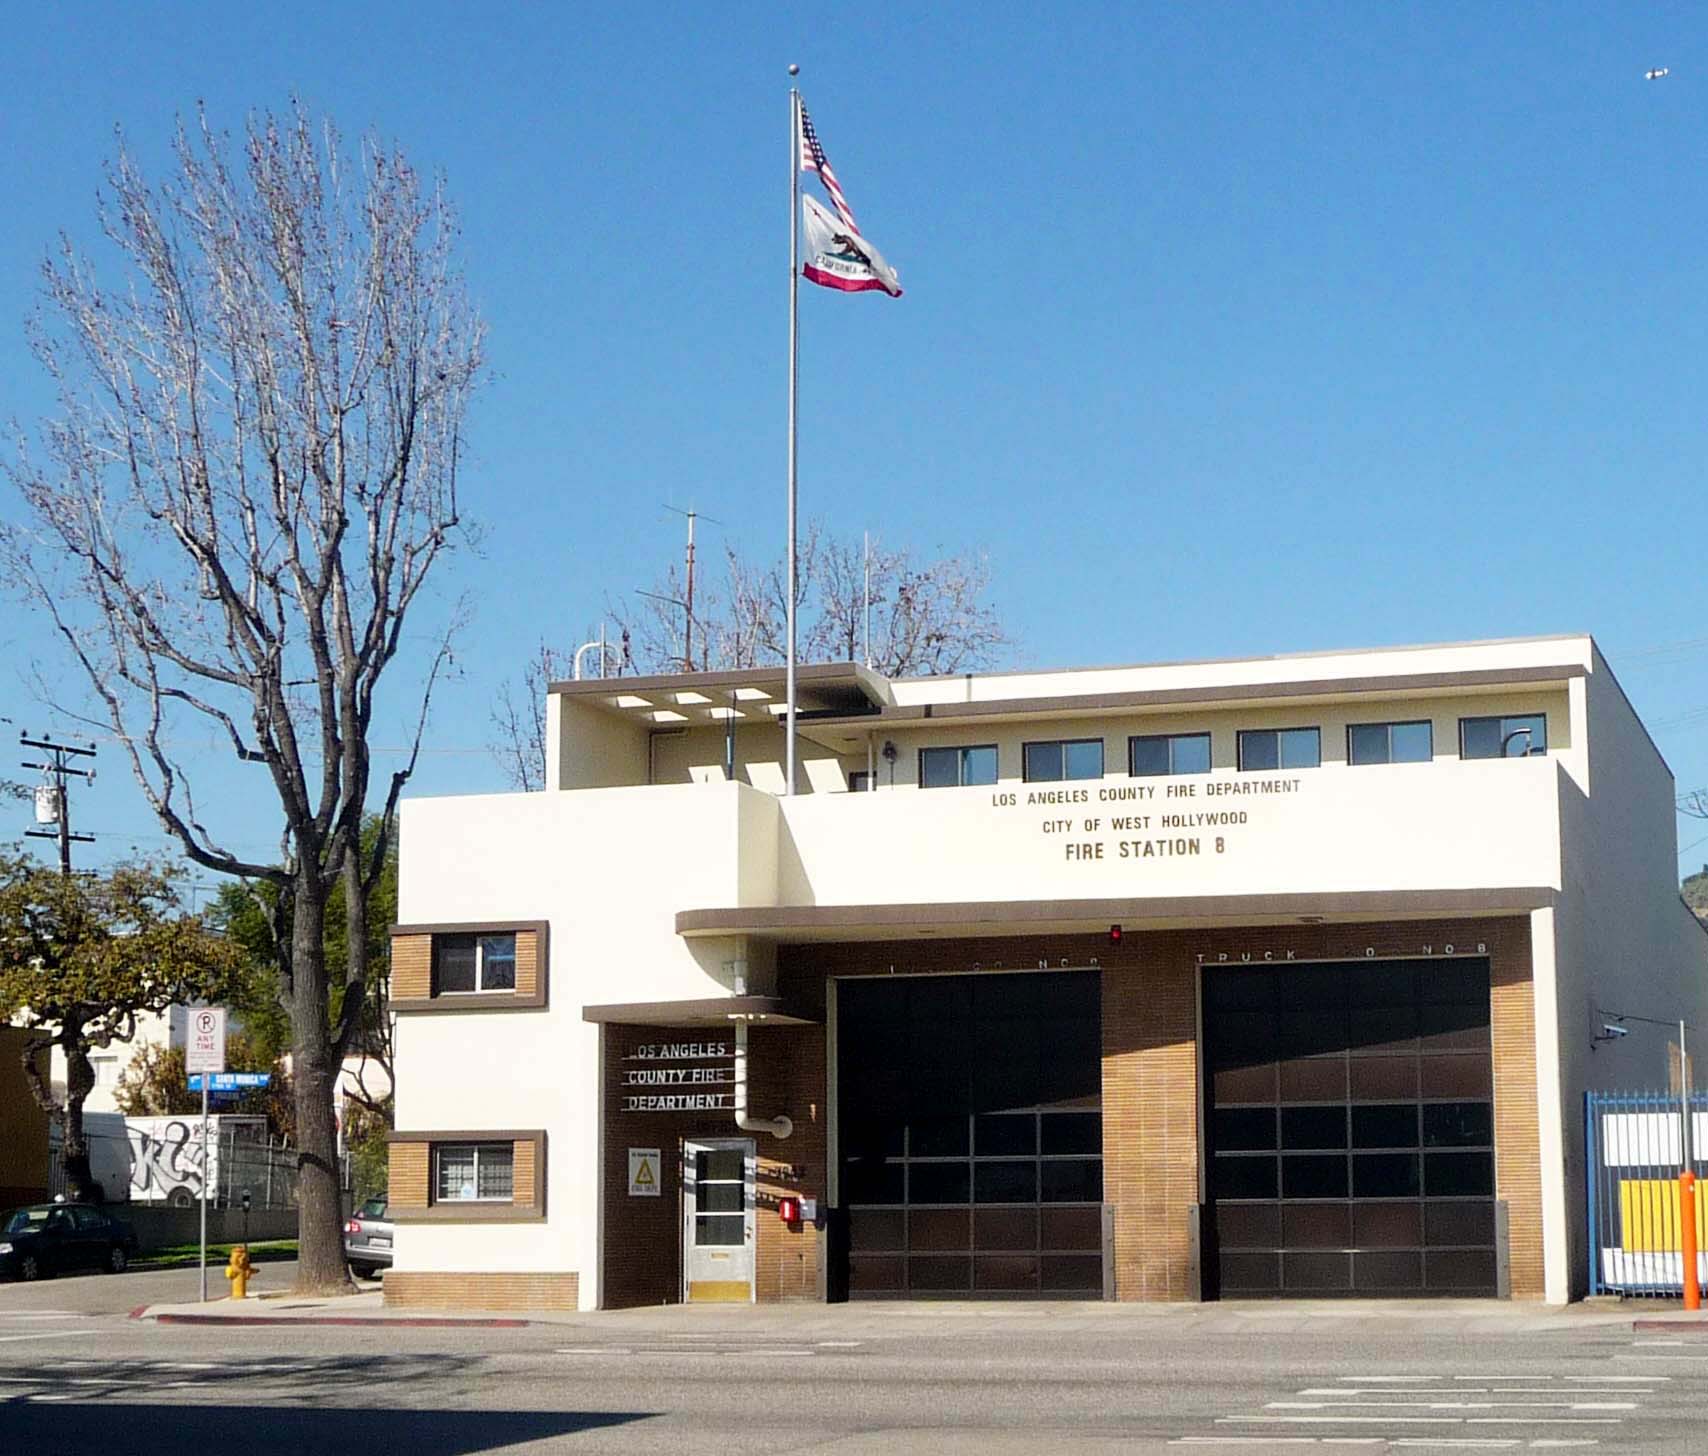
[1586, 1089, 1707, 1297]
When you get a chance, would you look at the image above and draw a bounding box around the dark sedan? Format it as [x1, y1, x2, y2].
[0, 1203, 138, 1281]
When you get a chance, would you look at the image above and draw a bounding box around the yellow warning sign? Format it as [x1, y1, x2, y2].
[628, 1147, 661, 1197]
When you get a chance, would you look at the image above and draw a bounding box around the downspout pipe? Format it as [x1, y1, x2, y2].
[732, 1018, 793, 1140]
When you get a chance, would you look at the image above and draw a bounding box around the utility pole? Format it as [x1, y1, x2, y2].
[20, 732, 96, 877]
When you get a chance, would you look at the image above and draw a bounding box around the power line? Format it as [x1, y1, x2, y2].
[20, 731, 96, 876]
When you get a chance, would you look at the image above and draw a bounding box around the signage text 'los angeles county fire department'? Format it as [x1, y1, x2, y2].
[621, 1042, 735, 1112]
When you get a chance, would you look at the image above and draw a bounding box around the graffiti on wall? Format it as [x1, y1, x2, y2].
[126, 1119, 209, 1204]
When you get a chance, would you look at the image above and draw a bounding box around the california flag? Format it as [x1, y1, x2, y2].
[802, 194, 902, 298]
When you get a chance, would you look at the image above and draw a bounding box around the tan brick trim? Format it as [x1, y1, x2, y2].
[392, 935, 431, 1001]
[1104, 958, 1198, 1301]
[388, 921, 549, 1012]
[387, 1129, 546, 1222]
[1490, 922, 1545, 1299]
[388, 1142, 428, 1207]
[383, 1271, 578, 1312]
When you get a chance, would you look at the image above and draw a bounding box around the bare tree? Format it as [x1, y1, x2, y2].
[490, 642, 573, 793]
[618, 523, 1011, 677]
[2, 105, 484, 1289]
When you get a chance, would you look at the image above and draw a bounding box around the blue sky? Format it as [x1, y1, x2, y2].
[3, 2, 1708, 888]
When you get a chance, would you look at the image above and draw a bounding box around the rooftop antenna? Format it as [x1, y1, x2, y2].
[662, 504, 723, 671]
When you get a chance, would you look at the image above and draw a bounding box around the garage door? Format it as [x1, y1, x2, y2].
[1204, 957, 1498, 1297]
[837, 970, 1105, 1298]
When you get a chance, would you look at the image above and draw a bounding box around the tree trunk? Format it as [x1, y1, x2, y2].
[289, 880, 349, 1291]
[60, 1025, 97, 1203]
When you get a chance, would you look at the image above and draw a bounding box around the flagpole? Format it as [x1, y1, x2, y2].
[786, 72, 801, 797]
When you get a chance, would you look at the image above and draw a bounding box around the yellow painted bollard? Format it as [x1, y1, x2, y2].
[225, 1244, 255, 1300]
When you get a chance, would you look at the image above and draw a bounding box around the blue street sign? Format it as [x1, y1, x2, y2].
[188, 1072, 272, 1092]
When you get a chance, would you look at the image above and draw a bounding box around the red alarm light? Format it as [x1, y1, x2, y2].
[778, 1196, 801, 1224]
[1109, 925, 1122, 944]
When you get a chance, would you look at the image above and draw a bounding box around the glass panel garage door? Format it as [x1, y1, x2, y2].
[1205, 957, 1497, 1297]
[838, 971, 1104, 1298]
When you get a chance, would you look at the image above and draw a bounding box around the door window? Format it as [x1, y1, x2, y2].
[693, 1147, 747, 1245]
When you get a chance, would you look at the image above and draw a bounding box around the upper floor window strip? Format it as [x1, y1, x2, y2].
[1460, 713, 1547, 759]
[1023, 739, 1105, 783]
[1130, 732, 1211, 777]
[919, 744, 999, 789]
[1347, 720, 1433, 766]
[1237, 727, 1321, 772]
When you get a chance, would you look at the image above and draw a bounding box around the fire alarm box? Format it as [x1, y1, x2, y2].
[778, 1196, 801, 1223]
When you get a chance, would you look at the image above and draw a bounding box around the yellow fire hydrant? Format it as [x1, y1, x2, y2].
[225, 1244, 255, 1300]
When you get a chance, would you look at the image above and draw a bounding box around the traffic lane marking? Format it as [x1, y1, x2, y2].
[1296, 1390, 1652, 1397]
[1267, 1403, 1635, 1412]
[1221, 1417, 1622, 1426]
[0, 1330, 92, 1344]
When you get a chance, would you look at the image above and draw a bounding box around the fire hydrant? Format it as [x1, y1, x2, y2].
[225, 1244, 255, 1300]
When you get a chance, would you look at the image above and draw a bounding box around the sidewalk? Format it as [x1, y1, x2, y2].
[131, 1292, 1697, 1335]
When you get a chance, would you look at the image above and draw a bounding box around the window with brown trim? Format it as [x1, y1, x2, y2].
[387, 1129, 546, 1223]
[389, 922, 548, 1012]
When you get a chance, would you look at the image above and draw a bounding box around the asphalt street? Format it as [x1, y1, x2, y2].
[2, 1287, 1705, 1453]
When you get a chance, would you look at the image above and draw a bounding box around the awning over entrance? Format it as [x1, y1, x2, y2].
[581, 995, 819, 1028]
[674, 888, 1557, 943]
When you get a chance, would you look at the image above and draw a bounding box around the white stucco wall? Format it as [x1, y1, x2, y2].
[772, 757, 1565, 909]
[1544, 649, 1708, 1301]
[392, 782, 780, 1308]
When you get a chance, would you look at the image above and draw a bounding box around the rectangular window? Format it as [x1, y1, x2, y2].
[1023, 739, 1104, 783]
[434, 932, 518, 994]
[1129, 732, 1211, 777]
[1347, 720, 1434, 766]
[849, 770, 873, 792]
[1237, 727, 1321, 772]
[919, 745, 999, 788]
[1459, 713, 1547, 759]
[434, 1142, 514, 1203]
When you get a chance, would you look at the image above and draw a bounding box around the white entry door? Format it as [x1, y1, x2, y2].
[683, 1138, 755, 1302]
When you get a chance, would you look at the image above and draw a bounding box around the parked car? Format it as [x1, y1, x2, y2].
[0, 1202, 138, 1281]
[344, 1196, 393, 1278]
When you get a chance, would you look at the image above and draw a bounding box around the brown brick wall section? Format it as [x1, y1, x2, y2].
[0, 1029, 49, 1204]
[515, 930, 540, 999]
[781, 917, 1539, 1304]
[390, 1141, 429, 1209]
[600, 1023, 827, 1307]
[392, 935, 432, 1000]
[752, 1024, 828, 1302]
[385, 1272, 578, 1311]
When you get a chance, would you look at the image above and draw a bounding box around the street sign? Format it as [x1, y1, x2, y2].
[188, 1072, 271, 1092]
[186, 1007, 226, 1074]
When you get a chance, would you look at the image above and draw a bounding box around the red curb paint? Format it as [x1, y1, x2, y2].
[1634, 1318, 1708, 1332]
[150, 1313, 530, 1329]
[128, 1305, 149, 1320]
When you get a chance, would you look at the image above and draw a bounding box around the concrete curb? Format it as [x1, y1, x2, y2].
[132, 1307, 529, 1329]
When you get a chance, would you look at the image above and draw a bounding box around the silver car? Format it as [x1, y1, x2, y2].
[344, 1196, 393, 1278]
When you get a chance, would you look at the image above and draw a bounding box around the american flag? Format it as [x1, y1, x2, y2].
[797, 102, 859, 236]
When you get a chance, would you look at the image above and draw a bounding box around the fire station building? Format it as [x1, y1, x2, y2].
[383, 634, 1707, 1310]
